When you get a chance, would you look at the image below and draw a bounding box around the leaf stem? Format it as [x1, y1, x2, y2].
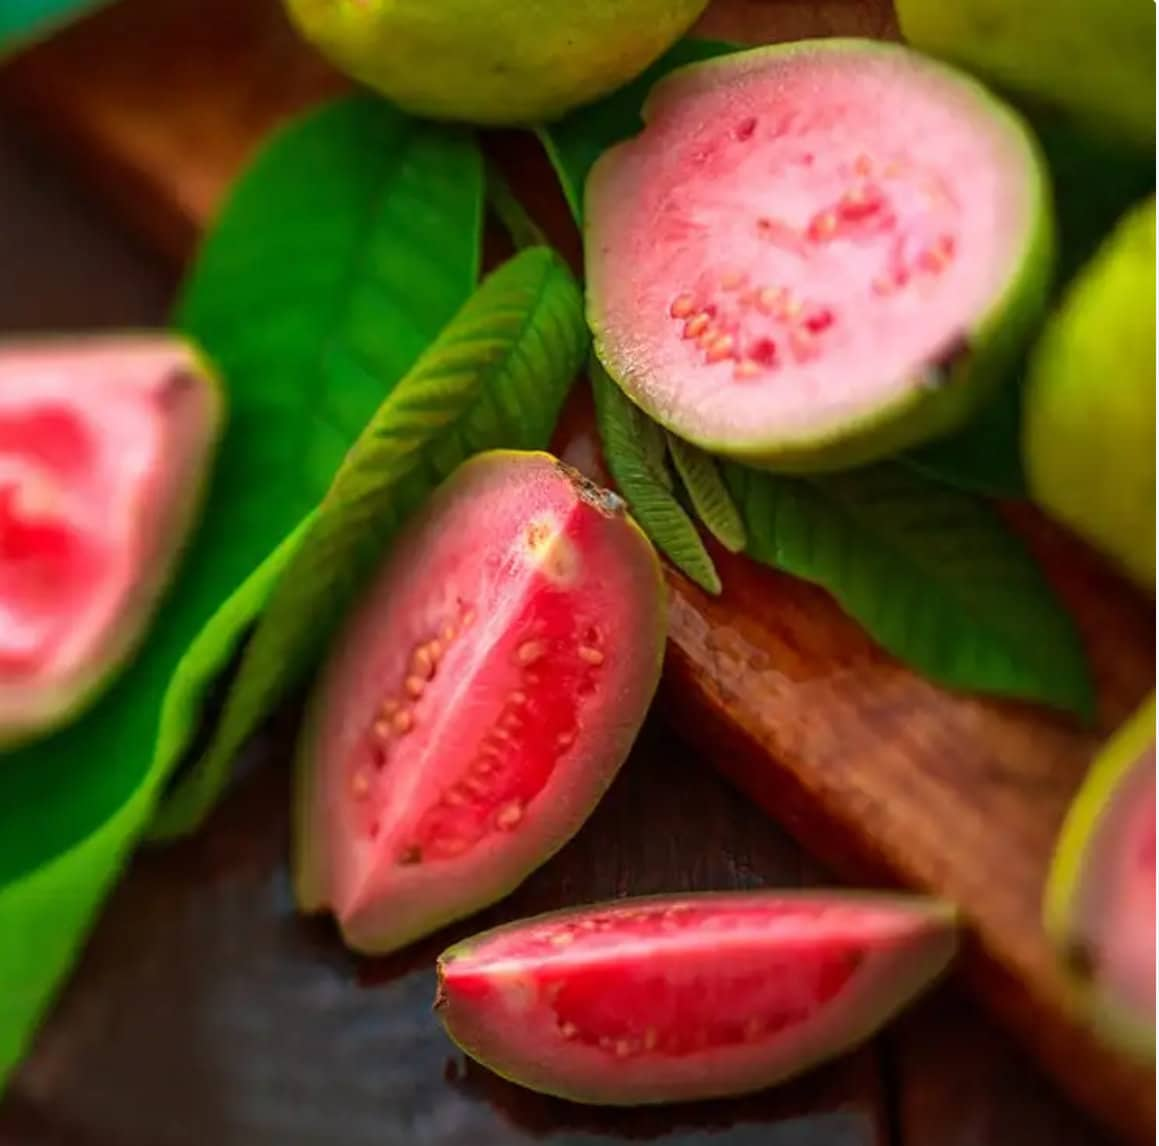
[486, 162, 548, 252]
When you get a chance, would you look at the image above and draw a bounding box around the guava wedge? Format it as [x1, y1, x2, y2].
[294, 450, 666, 955]
[895, 0, 1156, 153]
[585, 39, 1053, 472]
[0, 334, 222, 746]
[435, 890, 958, 1104]
[283, 0, 709, 126]
[1023, 196, 1156, 589]
[1044, 696, 1156, 1060]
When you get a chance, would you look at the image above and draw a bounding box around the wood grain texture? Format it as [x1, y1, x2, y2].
[0, 0, 1153, 1140]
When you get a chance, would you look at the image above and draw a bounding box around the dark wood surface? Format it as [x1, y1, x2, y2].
[0, 0, 1152, 1141]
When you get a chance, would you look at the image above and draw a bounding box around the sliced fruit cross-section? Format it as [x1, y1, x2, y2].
[0, 334, 222, 746]
[436, 890, 958, 1104]
[586, 39, 1052, 471]
[294, 450, 667, 954]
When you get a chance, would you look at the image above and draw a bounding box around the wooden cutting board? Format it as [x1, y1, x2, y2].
[1, 0, 1154, 1140]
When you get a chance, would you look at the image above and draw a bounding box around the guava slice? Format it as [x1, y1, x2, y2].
[895, 0, 1156, 153]
[294, 450, 667, 955]
[284, 0, 710, 126]
[1024, 196, 1156, 589]
[436, 890, 958, 1104]
[1044, 695, 1156, 1060]
[0, 334, 222, 746]
[585, 39, 1053, 472]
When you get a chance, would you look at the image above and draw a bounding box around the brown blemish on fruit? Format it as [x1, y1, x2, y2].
[553, 459, 626, 517]
[399, 845, 423, 866]
[923, 332, 972, 387]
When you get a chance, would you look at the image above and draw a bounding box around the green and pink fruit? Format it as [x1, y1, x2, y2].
[585, 39, 1053, 472]
[895, 0, 1155, 152]
[294, 450, 667, 955]
[283, 0, 710, 126]
[1023, 197, 1156, 589]
[436, 890, 958, 1104]
[1044, 695, 1156, 1060]
[0, 334, 222, 746]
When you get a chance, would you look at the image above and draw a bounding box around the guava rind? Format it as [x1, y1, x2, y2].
[284, 0, 710, 126]
[0, 333, 223, 747]
[584, 39, 1054, 473]
[1044, 695, 1156, 1061]
[436, 890, 958, 1104]
[293, 450, 667, 955]
[1024, 197, 1156, 589]
[895, 0, 1156, 153]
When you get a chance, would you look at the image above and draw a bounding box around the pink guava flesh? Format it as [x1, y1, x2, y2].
[0, 335, 221, 743]
[436, 891, 958, 1104]
[586, 40, 1046, 464]
[294, 451, 666, 955]
[1072, 748, 1156, 1026]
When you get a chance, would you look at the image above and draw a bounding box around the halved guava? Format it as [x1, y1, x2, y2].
[585, 39, 1053, 472]
[293, 450, 667, 955]
[1044, 695, 1156, 1060]
[0, 334, 222, 746]
[436, 890, 958, 1104]
[284, 0, 710, 126]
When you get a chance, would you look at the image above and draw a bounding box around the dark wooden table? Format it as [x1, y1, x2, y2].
[0, 112, 1120, 1146]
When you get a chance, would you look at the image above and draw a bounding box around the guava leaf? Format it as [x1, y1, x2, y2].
[538, 37, 735, 224]
[150, 247, 587, 841]
[666, 433, 747, 553]
[0, 0, 115, 54]
[592, 361, 721, 596]
[724, 461, 1095, 718]
[900, 381, 1027, 499]
[0, 96, 482, 1086]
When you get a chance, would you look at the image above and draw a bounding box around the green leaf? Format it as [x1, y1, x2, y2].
[0, 95, 483, 1086]
[150, 247, 587, 840]
[591, 361, 721, 596]
[539, 37, 736, 224]
[901, 381, 1027, 499]
[666, 432, 747, 553]
[724, 461, 1094, 718]
[0, 0, 115, 54]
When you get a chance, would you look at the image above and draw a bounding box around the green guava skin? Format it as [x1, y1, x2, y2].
[584, 40, 1056, 473]
[1044, 695, 1156, 1061]
[1024, 197, 1156, 589]
[895, 0, 1155, 152]
[284, 0, 710, 126]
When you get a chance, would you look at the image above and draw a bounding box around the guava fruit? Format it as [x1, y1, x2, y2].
[436, 890, 958, 1104]
[0, 334, 222, 746]
[283, 0, 710, 126]
[895, 0, 1156, 152]
[1044, 696, 1156, 1060]
[294, 450, 666, 955]
[1023, 197, 1156, 589]
[585, 39, 1054, 473]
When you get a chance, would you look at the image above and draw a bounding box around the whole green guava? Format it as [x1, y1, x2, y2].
[284, 0, 710, 126]
[1023, 197, 1156, 589]
[895, 0, 1155, 151]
